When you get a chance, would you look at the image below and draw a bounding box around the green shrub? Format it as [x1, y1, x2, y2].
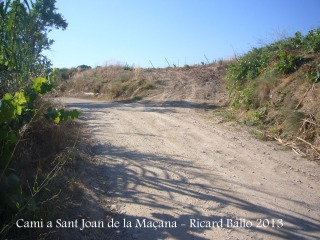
[304, 28, 320, 52]
[308, 69, 320, 83]
[244, 107, 267, 126]
[274, 52, 302, 74]
[226, 28, 320, 109]
[226, 47, 272, 90]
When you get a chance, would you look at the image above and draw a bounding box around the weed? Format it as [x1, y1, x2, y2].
[249, 129, 267, 140]
[217, 109, 237, 121]
[244, 107, 267, 126]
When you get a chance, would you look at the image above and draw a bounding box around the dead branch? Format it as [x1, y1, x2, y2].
[295, 84, 313, 110]
[296, 137, 320, 153]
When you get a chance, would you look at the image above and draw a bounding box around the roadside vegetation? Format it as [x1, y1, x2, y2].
[0, 1, 81, 239]
[55, 64, 156, 101]
[225, 28, 320, 159]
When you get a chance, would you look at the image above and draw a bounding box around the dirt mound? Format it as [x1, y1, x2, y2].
[141, 64, 229, 105]
[58, 62, 231, 106]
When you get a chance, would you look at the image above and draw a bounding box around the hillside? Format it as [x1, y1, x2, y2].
[57, 29, 320, 159]
[225, 28, 320, 160]
[57, 62, 230, 105]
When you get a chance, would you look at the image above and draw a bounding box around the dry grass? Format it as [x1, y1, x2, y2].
[61, 64, 155, 101]
[254, 72, 280, 106]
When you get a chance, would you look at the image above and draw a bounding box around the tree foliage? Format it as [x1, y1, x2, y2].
[0, 1, 79, 236]
[0, 0, 67, 95]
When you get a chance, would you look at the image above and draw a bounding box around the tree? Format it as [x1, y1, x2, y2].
[77, 64, 92, 71]
[0, 0, 67, 95]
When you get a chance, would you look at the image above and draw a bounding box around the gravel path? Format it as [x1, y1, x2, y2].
[61, 97, 320, 240]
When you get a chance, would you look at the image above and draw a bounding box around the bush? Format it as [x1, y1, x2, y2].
[274, 52, 302, 74]
[225, 27, 320, 159]
[304, 28, 320, 52]
[226, 47, 272, 95]
[308, 67, 320, 83]
[226, 28, 320, 108]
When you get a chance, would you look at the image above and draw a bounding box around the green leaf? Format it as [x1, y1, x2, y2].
[3, 93, 13, 100]
[32, 77, 52, 95]
[13, 91, 27, 115]
[54, 111, 61, 123]
[70, 109, 80, 119]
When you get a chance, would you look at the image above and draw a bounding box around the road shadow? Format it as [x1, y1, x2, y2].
[64, 99, 218, 115]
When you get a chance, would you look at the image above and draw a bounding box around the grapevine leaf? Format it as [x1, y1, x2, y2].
[71, 109, 80, 119]
[32, 77, 52, 95]
[13, 91, 27, 115]
[3, 93, 12, 100]
[54, 111, 61, 123]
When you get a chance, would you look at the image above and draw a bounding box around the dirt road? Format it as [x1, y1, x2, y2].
[61, 97, 320, 240]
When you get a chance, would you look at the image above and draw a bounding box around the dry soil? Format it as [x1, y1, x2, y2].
[59, 65, 320, 240]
